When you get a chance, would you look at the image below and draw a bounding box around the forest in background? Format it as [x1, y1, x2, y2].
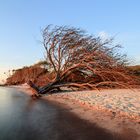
[5, 62, 140, 87]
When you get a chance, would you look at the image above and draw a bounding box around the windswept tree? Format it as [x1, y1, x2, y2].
[29, 25, 137, 95]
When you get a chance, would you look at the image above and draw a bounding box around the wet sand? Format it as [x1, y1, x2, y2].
[12, 85, 140, 139]
[1, 87, 138, 140]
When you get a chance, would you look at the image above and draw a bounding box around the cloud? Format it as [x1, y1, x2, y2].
[0, 68, 9, 84]
[133, 56, 140, 65]
[0, 73, 6, 84]
[98, 31, 110, 41]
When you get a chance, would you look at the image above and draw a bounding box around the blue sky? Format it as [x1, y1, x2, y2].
[0, 0, 140, 82]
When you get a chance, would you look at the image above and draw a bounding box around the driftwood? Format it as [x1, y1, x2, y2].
[28, 79, 132, 99]
[28, 80, 61, 98]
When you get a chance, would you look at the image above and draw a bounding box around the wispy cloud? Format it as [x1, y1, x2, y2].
[0, 68, 9, 84]
[133, 56, 140, 65]
[98, 31, 110, 41]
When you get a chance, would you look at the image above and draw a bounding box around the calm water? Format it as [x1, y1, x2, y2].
[0, 87, 138, 140]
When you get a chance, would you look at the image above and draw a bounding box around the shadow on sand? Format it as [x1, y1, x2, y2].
[33, 99, 139, 140]
[0, 87, 139, 140]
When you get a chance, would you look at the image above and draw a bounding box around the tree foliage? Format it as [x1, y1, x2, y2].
[6, 61, 48, 86]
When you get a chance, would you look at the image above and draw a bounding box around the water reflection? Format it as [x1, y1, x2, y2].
[0, 87, 139, 140]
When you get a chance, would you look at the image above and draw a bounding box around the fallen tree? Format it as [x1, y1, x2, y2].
[28, 25, 138, 98]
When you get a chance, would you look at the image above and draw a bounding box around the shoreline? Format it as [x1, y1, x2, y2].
[11, 84, 140, 136]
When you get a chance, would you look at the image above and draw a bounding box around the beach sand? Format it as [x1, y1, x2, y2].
[13, 84, 140, 139]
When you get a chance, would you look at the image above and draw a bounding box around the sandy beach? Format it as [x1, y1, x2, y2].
[13, 84, 140, 139]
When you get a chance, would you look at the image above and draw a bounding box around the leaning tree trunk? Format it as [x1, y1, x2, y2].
[28, 79, 62, 98]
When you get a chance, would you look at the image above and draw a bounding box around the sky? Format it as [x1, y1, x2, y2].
[0, 0, 140, 83]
